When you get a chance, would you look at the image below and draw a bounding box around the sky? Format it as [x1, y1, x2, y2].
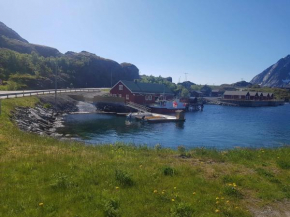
[0, 0, 290, 85]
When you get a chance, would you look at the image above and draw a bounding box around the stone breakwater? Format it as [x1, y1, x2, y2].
[11, 95, 78, 137]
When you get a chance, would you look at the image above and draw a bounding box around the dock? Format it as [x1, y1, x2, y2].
[129, 110, 185, 123]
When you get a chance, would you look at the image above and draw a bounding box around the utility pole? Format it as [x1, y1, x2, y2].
[111, 69, 112, 88]
[55, 61, 58, 103]
[184, 73, 188, 82]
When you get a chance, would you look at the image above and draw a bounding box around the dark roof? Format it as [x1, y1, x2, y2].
[120, 80, 174, 94]
[224, 91, 273, 96]
[224, 91, 249, 96]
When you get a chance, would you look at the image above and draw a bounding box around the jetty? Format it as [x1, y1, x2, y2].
[128, 110, 185, 123]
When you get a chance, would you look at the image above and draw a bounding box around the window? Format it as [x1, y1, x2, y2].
[126, 94, 129, 100]
[119, 94, 122, 98]
[145, 95, 152, 101]
[113, 94, 117, 97]
[119, 85, 123, 90]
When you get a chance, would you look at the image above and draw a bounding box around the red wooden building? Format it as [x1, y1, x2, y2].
[110, 80, 174, 105]
[223, 91, 274, 100]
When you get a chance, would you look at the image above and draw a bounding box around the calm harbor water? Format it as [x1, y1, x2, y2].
[57, 104, 290, 149]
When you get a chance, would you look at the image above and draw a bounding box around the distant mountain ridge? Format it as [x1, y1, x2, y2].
[251, 55, 290, 87]
[0, 21, 140, 89]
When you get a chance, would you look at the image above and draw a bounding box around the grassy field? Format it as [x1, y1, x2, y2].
[0, 97, 290, 217]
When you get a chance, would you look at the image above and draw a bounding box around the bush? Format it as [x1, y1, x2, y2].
[104, 199, 120, 217]
[115, 170, 134, 186]
[163, 166, 175, 176]
[50, 173, 72, 190]
[177, 146, 186, 156]
[171, 202, 194, 217]
[43, 103, 52, 109]
[223, 186, 243, 198]
[277, 159, 290, 169]
[155, 144, 162, 151]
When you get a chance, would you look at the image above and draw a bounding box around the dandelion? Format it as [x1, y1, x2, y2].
[171, 199, 175, 202]
[228, 183, 233, 186]
[193, 192, 196, 195]
[226, 200, 230, 203]
[216, 197, 219, 200]
[116, 186, 119, 190]
[215, 209, 220, 213]
[233, 183, 237, 187]
[162, 191, 165, 194]
[153, 190, 158, 193]
[39, 203, 44, 206]
[174, 187, 177, 190]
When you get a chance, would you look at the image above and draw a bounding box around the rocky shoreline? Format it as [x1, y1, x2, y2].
[11, 95, 79, 137]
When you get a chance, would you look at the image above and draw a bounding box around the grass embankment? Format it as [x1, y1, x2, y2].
[0, 97, 290, 217]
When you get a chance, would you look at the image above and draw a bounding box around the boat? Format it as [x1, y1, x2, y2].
[149, 98, 187, 114]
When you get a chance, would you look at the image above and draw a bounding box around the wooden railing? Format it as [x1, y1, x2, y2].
[126, 102, 151, 113]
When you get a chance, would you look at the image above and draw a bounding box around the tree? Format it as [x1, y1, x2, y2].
[181, 88, 190, 98]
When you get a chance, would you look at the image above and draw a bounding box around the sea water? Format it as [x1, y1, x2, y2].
[57, 104, 290, 149]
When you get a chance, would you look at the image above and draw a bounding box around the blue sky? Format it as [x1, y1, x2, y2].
[1, 0, 290, 85]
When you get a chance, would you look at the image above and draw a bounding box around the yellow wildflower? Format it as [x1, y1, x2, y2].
[193, 192, 196, 195]
[216, 201, 219, 204]
[233, 183, 237, 187]
[226, 200, 230, 203]
[153, 190, 158, 193]
[216, 197, 219, 200]
[235, 206, 239, 209]
[116, 186, 119, 190]
[139, 165, 143, 168]
[174, 187, 177, 190]
[215, 209, 220, 213]
[221, 197, 224, 200]
[39, 203, 44, 206]
[171, 199, 175, 202]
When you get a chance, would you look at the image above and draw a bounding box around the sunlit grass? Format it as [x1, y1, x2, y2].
[0, 97, 289, 216]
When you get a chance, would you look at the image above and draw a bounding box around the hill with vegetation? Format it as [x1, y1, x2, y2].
[251, 55, 290, 87]
[0, 21, 139, 90]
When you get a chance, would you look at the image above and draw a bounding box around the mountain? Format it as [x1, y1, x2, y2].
[0, 21, 139, 89]
[250, 55, 290, 87]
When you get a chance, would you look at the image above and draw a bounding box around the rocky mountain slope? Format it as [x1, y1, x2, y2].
[251, 55, 290, 87]
[0, 21, 139, 89]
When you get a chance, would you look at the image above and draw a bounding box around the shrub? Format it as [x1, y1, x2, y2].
[163, 166, 175, 176]
[177, 145, 186, 156]
[115, 170, 134, 186]
[43, 103, 52, 109]
[155, 144, 162, 151]
[277, 159, 290, 169]
[223, 186, 243, 198]
[171, 202, 194, 217]
[104, 199, 120, 217]
[50, 173, 72, 190]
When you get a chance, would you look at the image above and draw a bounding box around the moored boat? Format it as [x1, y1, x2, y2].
[149, 99, 187, 114]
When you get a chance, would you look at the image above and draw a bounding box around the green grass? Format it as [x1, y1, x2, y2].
[0, 97, 290, 216]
